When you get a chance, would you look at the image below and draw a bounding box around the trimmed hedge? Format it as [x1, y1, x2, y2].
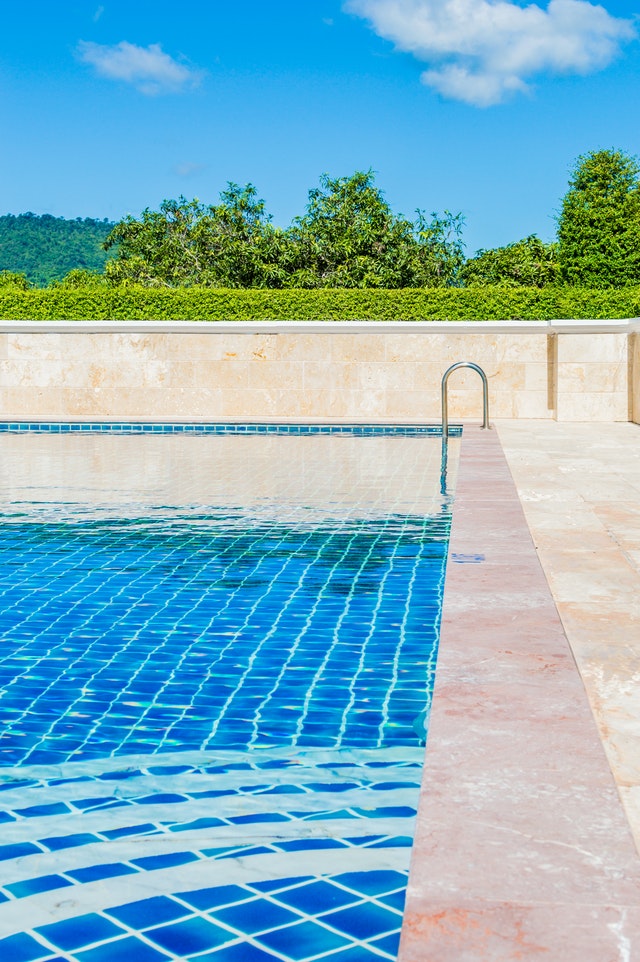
[0, 286, 639, 321]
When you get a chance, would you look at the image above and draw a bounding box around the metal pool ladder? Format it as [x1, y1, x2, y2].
[441, 362, 490, 438]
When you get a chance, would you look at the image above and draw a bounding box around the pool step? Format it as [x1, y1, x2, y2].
[0, 748, 423, 960]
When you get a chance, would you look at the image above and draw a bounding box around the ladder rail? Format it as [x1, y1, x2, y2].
[441, 361, 490, 438]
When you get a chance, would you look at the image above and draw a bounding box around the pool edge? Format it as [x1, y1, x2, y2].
[399, 424, 640, 961]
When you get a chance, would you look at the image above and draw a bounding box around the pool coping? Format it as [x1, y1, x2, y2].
[399, 424, 640, 961]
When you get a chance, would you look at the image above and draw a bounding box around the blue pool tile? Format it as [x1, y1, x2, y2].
[197, 943, 278, 962]
[130, 851, 199, 871]
[69, 796, 123, 811]
[370, 931, 402, 956]
[40, 833, 100, 852]
[146, 765, 192, 775]
[217, 845, 276, 858]
[106, 896, 191, 929]
[67, 862, 138, 883]
[250, 877, 310, 894]
[14, 802, 71, 818]
[146, 916, 237, 954]
[212, 899, 302, 935]
[169, 817, 227, 832]
[136, 792, 186, 805]
[0, 933, 51, 962]
[176, 885, 253, 911]
[372, 780, 420, 791]
[306, 781, 359, 793]
[228, 812, 290, 825]
[324, 948, 393, 962]
[256, 920, 351, 958]
[101, 822, 160, 840]
[378, 888, 407, 912]
[36, 914, 127, 951]
[334, 871, 408, 897]
[321, 902, 401, 940]
[300, 808, 357, 822]
[74, 937, 172, 962]
[353, 806, 415, 820]
[0, 842, 41, 861]
[275, 838, 347, 852]
[273, 880, 361, 915]
[365, 836, 413, 849]
[256, 784, 307, 796]
[6, 874, 73, 898]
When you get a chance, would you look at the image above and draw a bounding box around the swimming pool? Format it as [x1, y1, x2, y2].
[0, 427, 459, 962]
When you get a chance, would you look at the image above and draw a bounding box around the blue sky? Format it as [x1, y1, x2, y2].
[1, 0, 638, 254]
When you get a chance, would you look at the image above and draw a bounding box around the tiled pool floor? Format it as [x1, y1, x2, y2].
[0, 433, 458, 961]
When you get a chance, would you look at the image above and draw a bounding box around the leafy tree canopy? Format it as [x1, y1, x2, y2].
[461, 235, 558, 287]
[103, 186, 296, 288]
[557, 149, 640, 287]
[10, 152, 640, 291]
[0, 270, 30, 289]
[288, 171, 464, 288]
[103, 172, 465, 289]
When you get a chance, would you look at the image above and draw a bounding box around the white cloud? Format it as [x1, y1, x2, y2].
[76, 40, 202, 95]
[345, 0, 636, 106]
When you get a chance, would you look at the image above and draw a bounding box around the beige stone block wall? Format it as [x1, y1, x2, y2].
[0, 321, 636, 423]
[555, 332, 629, 422]
[632, 332, 640, 425]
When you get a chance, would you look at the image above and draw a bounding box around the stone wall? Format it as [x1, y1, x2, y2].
[554, 327, 630, 422]
[632, 331, 640, 424]
[0, 320, 637, 423]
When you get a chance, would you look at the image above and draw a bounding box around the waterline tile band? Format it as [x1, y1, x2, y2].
[0, 422, 461, 437]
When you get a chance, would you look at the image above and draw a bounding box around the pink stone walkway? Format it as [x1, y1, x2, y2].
[399, 425, 640, 961]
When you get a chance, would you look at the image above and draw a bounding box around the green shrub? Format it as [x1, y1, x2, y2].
[0, 285, 639, 321]
[462, 236, 558, 287]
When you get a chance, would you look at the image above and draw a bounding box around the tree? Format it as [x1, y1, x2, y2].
[53, 268, 108, 288]
[0, 270, 30, 289]
[557, 149, 640, 286]
[412, 208, 466, 287]
[103, 186, 294, 288]
[102, 171, 465, 288]
[286, 171, 464, 288]
[461, 235, 558, 287]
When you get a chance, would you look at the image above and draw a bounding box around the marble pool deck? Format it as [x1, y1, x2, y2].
[400, 420, 640, 961]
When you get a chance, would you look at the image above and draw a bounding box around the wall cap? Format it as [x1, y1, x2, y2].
[0, 318, 637, 334]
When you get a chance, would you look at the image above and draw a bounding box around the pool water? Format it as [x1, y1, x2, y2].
[0, 429, 458, 962]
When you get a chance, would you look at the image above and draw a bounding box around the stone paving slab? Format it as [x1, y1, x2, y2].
[498, 420, 640, 849]
[399, 423, 640, 961]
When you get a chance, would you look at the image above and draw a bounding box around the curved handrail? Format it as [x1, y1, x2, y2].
[441, 362, 490, 438]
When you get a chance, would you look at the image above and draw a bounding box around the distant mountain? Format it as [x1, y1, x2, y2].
[0, 213, 115, 287]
